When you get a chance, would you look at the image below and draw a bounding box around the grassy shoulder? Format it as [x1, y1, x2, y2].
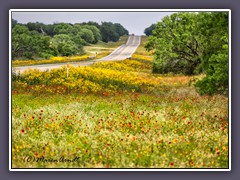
[131, 35, 153, 61]
[12, 58, 228, 168]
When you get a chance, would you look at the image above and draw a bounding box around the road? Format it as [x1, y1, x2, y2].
[99, 35, 141, 61]
[13, 35, 141, 73]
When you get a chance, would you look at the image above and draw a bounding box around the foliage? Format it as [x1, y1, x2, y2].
[144, 24, 156, 36]
[12, 19, 18, 28]
[145, 12, 229, 95]
[26, 22, 55, 36]
[12, 25, 53, 59]
[79, 21, 101, 29]
[53, 23, 74, 35]
[114, 23, 129, 36]
[145, 13, 201, 75]
[194, 12, 229, 95]
[195, 43, 228, 95]
[82, 25, 102, 43]
[12, 19, 129, 59]
[100, 22, 128, 42]
[51, 34, 80, 56]
[78, 28, 95, 44]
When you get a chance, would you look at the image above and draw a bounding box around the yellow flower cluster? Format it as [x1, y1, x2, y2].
[93, 59, 152, 72]
[95, 52, 111, 59]
[131, 54, 153, 61]
[12, 54, 103, 67]
[14, 63, 160, 95]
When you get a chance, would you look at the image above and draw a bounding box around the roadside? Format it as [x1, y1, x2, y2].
[12, 35, 140, 73]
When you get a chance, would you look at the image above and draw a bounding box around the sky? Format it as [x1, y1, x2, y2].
[12, 11, 174, 35]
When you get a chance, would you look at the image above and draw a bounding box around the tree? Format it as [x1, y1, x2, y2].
[81, 25, 102, 43]
[12, 25, 52, 59]
[80, 21, 101, 29]
[44, 24, 55, 37]
[145, 12, 201, 75]
[195, 43, 228, 95]
[144, 24, 156, 36]
[145, 12, 229, 95]
[11, 20, 129, 60]
[25, 22, 56, 37]
[195, 12, 229, 95]
[100, 22, 128, 42]
[78, 28, 95, 44]
[51, 34, 80, 56]
[70, 32, 86, 49]
[53, 23, 74, 35]
[114, 23, 129, 36]
[196, 12, 228, 72]
[72, 24, 83, 35]
[100, 22, 119, 42]
[12, 19, 18, 28]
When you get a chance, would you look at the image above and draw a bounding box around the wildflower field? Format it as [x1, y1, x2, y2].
[11, 55, 229, 169]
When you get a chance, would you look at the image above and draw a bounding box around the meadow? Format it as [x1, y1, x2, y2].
[11, 36, 229, 169]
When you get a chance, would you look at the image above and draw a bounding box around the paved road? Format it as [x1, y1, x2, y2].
[99, 35, 141, 61]
[12, 36, 141, 73]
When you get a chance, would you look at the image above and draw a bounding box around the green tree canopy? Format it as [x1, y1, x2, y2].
[81, 25, 102, 43]
[12, 25, 52, 59]
[51, 34, 80, 56]
[144, 24, 156, 36]
[78, 28, 95, 44]
[195, 12, 229, 95]
[100, 22, 128, 42]
[12, 19, 18, 28]
[145, 12, 201, 75]
[53, 23, 74, 35]
[145, 12, 229, 95]
[12, 20, 129, 59]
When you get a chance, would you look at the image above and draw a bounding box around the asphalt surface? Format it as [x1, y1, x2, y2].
[99, 35, 141, 61]
[12, 35, 141, 73]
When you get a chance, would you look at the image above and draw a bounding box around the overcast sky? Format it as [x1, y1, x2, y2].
[12, 11, 174, 35]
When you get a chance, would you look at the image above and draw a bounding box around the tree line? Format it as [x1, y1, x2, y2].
[144, 12, 229, 95]
[12, 19, 129, 59]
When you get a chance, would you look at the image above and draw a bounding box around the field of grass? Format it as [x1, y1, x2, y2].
[11, 56, 229, 168]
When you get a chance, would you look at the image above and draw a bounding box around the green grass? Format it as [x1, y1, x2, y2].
[90, 35, 129, 48]
[84, 35, 129, 57]
[134, 35, 152, 56]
